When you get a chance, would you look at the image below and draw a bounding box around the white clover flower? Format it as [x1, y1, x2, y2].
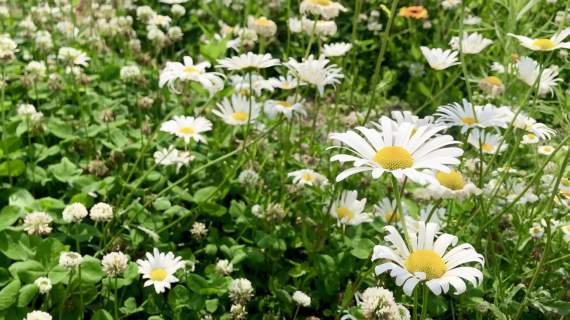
[191, 222, 208, 239]
[34, 277, 52, 294]
[168, 26, 183, 41]
[59, 252, 83, 269]
[292, 290, 311, 307]
[0, 34, 18, 61]
[288, 17, 302, 33]
[229, 278, 254, 304]
[25, 311, 52, 320]
[171, 4, 186, 17]
[120, 65, 141, 82]
[23, 211, 53, 235]
[359, 287, 401, 320]
[238, 169, 260, 186]
[301, 17, 337, 37]
[102, 251, 129, 277]
[89, 202, 114, 222]
[25, 61, 47, 79]
[62, 203, 88, 223]
[215, 259, 234, 275]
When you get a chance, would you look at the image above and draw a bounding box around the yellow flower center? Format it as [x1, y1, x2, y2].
[462, 117, 478, 125]
[542, 146, 554, 153]
[302, 173, 315, 181]
[309, 0, 331, 6]
[336, 207, 353, 220]
[561, 178, 570, 187]
[239, 88, 250, 96]
[526, 133, 537, 140]
[482, 144, 494, 153]
[179, 127, 195, 135]
[530, 226, 542, 233]
[484, 76, 502, 86]
[404, 250, 447, 280]
[435, 170, 465, 190]
[373, 146, 414, 170]
[532, 38, 555, 50]
[183, 66, 200, 74]
[277, 101, 293, 108]
[150, 268, 168, 281]
[384, 211, 400, 223]
[255, 17, 272, 26]
[232, 112, 248, 122]
[561, 225, 570, 233]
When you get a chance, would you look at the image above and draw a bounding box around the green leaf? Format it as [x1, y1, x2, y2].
[9, 260, 45, 283]
[17, 284, 38, 308]
[0, 206, 23, 231]
[350, 238, 375, 260]
[46, 118, 74, 139]
[0, 160, 26, 177]
[0, 231, 34, 261]
[168, 285, 190, 310]
[152, 197, 171, 211]
[91, 310, 114, 320]
[0, 280, 21, 310]
[193, 186, 218, 203]
[48, 157, 82, 183]
[8, 189, 35, 209]
[80, 256, 105, 284]
[205, 298, 218, 313]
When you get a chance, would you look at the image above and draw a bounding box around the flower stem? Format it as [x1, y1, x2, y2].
[392, 176, 411, 248]
[420, 285, 430, 320]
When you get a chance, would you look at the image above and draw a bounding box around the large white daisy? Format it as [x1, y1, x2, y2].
[420, 47, 459, 70]
[508, 27, 570, 51]
[435, 100, 510, 132]
[160, 116, 213, 143]
[159, 56, 224, 95]
[212, 94, 261, 126]
[510, 112, 555, 140]
[516, 57, 560, 96]
[217, 52, 280, 71]
[425, 169, 482, 200]
[372, 221, 484, 296]
[264, 96, 306, 119]
[374, 197, 409, 224]
[330, 190, 372, 226]
[329, 117, 463, 184]
[137, 248, 185, 294]
[284, 55, 343, 95]
[467, 129, 505, 154]
[449, 32, 493, 54]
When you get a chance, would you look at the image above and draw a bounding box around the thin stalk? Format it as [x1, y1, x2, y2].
[392, 176, 411, 247]
[420, 285, 430, 320]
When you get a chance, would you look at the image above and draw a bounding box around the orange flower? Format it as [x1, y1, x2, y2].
[399, 6, 428, 19]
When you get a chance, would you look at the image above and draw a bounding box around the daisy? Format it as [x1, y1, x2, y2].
[417, 204, 447, 226]
[529, 224, 544, 238]
[372, 221, 484, 296]
[248, 16, 277, 38]
[390, 110, 436, 129]
[561, 224, 570, 242]
[450, 32, 493, 54]
[441, 0, 461, 10]
[467, 129, 505, 154]
[521, 133, 539, 144]
[285, 55, 343, 95]
[159, 56, 224, 95]
[399, 6, 428, 19]
[229, 74, 277, 96]
[464, 15, 482, 26]
[420, 47, 459, 70]
[516, 57, 560, 96]
[479, 76, 505, 97]
[537, 145, 555, 156]
[273, 75, 303, 90]
[299, 0, 347, 20]
[329, 117, 463, 184]
[301, 17, 338, 37]
[511, 113, 555, 140]
[288, 169, 329, 187]
[507, 182, 538, 204]
[153, 146, 193, 172]
[217, 52, 280, 71]
[435, 100, 509, 132]
[330, 190, 372, 226]
[426, 170, 482, 200]
[160, 116, 213, 144]
[508, 27, 570, 51]
[264, 97, 306, 119]
[137, 248, 185, 294]
[213, 94, 261, 126]
[374, 197, 409, 224]
[322, 42, 352, 57]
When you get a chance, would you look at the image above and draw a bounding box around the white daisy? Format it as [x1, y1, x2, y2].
[229, 74, 278, 96]
[426, 170, 482, 200]
[301, 17, 338, 37]
[217, 52, 280, 71]
[390, 111, 436, 129]
[273, 75, 303, 90]
[521, 133, 539, 144]
[264, 97, 306, 119]
[287, 169, 329, 187]
[441, 0, 461, 10]
[507, 182, 538, 204]
[136, 248, 185, 294]
[464, 15, 482, 26]
[159, 56, 224, 95]
[511, 113, 555, 140]
[561, 224, 570, 242]
[467, 129, 505, 154]
[449, 32, 493, 54]
[160, 116, 213, 144]
[435, 100, 510, 133]
[508, 27, 570, 51]
[516, 57, 560, 96]
[420, 47, 460, 70]
[537, 145, 555, 156]
[330, 117, 463, 184]
[322, 42, 352, 57]
[213, 94, 261, 126]
[299, 0, 347, 20]
[372, 221, 484, 296]
[330, 190, 372, 226]
[374, 197, 409, 224]
[153, 146, 193, 171]
[529, 224, 544, 238]
[248, 16, 277, 38]
[285, 55, 343, 95]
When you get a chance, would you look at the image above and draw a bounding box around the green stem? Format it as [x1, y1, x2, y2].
[420, 285, 430, 320]
[392, 176, 411, 247]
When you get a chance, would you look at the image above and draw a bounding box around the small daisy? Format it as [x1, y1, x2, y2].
[273, 75, 303, 90]
[560, 224, 570, 242]
[516, 57, 560, 96]
[507, 182, 538, 204]
[137, 248, 185, 294]
[264, 97, 306, 119]
[441, 0, 461, 10]
[427, 170, 482, 200]
[285, 55, 343, 95]
[435, 100, 509, 133]
[529, 224, 544, 238]
[25, 311, 52, 320]
[213, 94, 261, 126]
[230, 74, 277, 96]
[322, 42, 352, 57]
[390, 110, 436, 129]
[159, 56, 224, 95]
[330, 117, 463, 184]
[299, 0, 347, 20]
[464, 15, 482, 26]
[521, 133, 539, 144]
[450, 32, 493, 54]
[217, 52, 280, 71]
[508, 27, 570, 51]
[374, 197, 409, 224]
[479, 76, 505, 97]
[511, 113, 555, 140]
[301, 17, 338, 37]
[372, 221, 484, 296]
[288, 169, 329, 187]
[160, 116, 213, 144]
[248, 16, 277, 38]
[420, 47, 459, 70]
[330, 190, 372, 226]
[154, 146, 193, 172]
[537, 145, 555, 156]
[467, 129, 505, 154]
[418, 204, 447, 226]
[399, 6, 428, 19]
